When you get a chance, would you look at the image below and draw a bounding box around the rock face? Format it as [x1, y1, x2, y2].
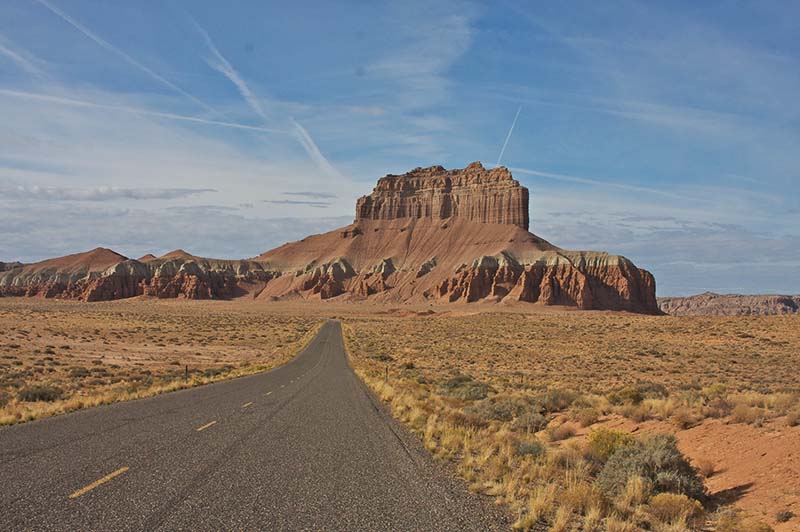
[659, 293, 800, 316]
[0, 162, 660, 313]
[0, 261, 23, 272]
[356, 162, 530, 230]
[0, 249, 279, 301]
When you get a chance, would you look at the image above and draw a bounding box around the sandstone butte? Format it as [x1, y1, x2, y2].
[0, 162, 660, 313]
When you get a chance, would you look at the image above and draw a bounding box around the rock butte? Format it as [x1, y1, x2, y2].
[0, 163, 659, 313]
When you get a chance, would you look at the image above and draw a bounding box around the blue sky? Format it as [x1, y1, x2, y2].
[0, 0, 798, 296]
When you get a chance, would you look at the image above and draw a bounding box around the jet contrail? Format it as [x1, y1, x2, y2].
[0, 89, 288, 134]
[190, 17, 343, 177]
[34, 0, 218, 116]
[0, 33, 45, 77]
[496, 105, 522, 167]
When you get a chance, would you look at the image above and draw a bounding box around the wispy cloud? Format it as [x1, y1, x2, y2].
[0, 89, 287, 134]
[283, 191, 337, 199]
[264, 199, 330, 208]
[190, 17, 343, 177]
[0, 185, 215, 201]
[0, 32, 45, 77]
[34, 0, 218, 116]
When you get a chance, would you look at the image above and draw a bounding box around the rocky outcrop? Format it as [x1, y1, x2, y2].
[659, 293, 800, 316]
[0, 261, 23, 272]
[1, 163, 660, 313]
[431, 252, 657, 312]
[0, 249, 280, 301]
[356, 162, 530, 230]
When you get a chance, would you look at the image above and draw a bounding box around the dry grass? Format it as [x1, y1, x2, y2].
[344, 311, 798, 531]
[0, 298, 320, 425]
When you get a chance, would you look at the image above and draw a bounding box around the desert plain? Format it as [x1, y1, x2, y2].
[1, 297, 797, 531]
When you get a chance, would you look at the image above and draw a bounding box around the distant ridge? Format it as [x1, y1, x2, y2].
[659, 292, 799, 316]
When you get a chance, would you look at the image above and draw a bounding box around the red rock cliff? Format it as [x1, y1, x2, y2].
[355, 162, 530, 230]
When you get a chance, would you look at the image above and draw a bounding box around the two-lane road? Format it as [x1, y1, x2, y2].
[0, 321, 508, 531]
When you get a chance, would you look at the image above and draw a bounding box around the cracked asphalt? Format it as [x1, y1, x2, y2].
[0, 320, 509, 531]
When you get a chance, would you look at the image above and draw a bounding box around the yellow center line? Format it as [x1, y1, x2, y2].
[69, 467, 129, 499]
[196, 420, 217, 432]
[242, 401, 253, 408]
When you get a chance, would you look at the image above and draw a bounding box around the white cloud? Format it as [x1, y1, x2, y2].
[1, 185, 215, 201]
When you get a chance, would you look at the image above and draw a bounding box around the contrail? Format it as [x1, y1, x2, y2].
[0, 33, 45, 77]
[496, 105, 522, 167]
[0, 89, 288, 134]
[191, 19, 270, 120]
[190, 17, 343, 177]
[34, 0, 218, 116]
[509, 166, 689, 201]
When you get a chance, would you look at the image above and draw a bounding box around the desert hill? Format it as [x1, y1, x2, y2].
[0, 162, 658, 312]
[659, 292, 800, 316]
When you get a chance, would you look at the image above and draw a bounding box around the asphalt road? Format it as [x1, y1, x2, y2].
[0, 320, 508, 531]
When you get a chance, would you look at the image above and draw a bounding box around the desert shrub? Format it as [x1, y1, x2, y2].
[672, 407, 701, 429]
[517, 438, 547, 458]
[547, 422, 577, 441]
[647, 493, 705, 528]
[596, 433, 705, 500]
[0, 389, 11, 407]
[715, 508, 774, 532]
[775, 510, 794, 523]
[702, 383, 727, 399]
[438, 375, 492, 400]
[512, 408, 548, 432]
[69, 366, 90, 378]
[695, 458, 715, 478]
[731, 404, 767, 425]
[576, 407, 600, 427]
[703, 396, 733, 418]
[18, 385, 63, 402]
[607, 387, 643, 406]
[620, 403, 651, 422]
[462, 397, 521, 422]
[587, 429, 634, 463]
[786, 409, 800, 427]
[536, 388, 577, 413]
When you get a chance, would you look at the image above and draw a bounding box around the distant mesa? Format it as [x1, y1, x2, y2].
[0, 162, 659, 313]
[659, 292, 799, 316]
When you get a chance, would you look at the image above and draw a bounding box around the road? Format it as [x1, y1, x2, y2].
[0, 320, 508, 531]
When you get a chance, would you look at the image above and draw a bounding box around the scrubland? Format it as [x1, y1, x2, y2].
[0, 298, 318, 425]
[345, 310, 800, 532]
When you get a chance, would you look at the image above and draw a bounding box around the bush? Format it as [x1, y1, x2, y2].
[608, 387, 643, 405]
[587, 429, 634, 463]
[517, 439, 547, 458]
[536, 389, 577, 413]
[18, 385, 63, 402]
[775, 510, 794, 523]
[732, 404, 767, 425]
[547, 422, 576, 441]
[0, 389, 11, 408]
[512, 408, 548, 432]
[462, 397, 521, 422]
[596, 433, 706, 500]
[438, 375, 492, 400]
[648, 493, 705, 528]
[716, 508, 774, 532]
[576, 407, 600, 427]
